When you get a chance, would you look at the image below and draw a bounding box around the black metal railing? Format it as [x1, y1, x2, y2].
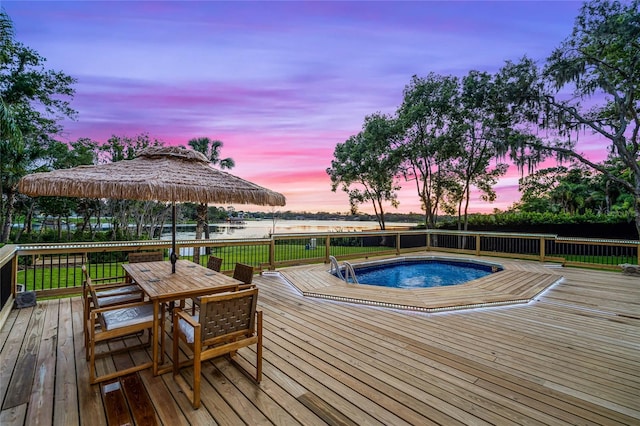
[0, 230, 637, 312]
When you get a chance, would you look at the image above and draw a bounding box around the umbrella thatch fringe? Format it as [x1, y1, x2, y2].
[17, 147, 286, 206]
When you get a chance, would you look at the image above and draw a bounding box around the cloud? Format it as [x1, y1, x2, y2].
[6, 0, 604, 215]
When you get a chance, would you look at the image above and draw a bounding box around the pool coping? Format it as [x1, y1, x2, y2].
[277, 252, 563, 312]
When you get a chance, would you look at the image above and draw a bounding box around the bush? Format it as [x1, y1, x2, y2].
[436, 212, 637, 239]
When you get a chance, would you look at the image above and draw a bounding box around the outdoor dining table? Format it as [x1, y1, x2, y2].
[122, 259, 241, 375]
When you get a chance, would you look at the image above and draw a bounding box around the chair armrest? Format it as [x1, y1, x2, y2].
[90, 275, 129, 283]
[88, 281, 143, 307]
[92, 275, 128, 281]
[92, 300, 153, 315]
[92, 281, 138, 291]
[175, 309, 199, 328]
[91, 300, 157, 332]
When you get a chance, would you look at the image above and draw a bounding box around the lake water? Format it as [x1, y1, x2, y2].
[160, 219, 417, 241]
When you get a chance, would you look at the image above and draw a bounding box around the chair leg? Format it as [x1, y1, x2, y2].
[173, 312, 180, 377]
[84, 298, 93, 360]
[256, 311, 263, 383]
[89, 316, 96, 384]
[85, 319, 90, 361]
[193, 342, 202, 409]
[160, 304, 165, 365]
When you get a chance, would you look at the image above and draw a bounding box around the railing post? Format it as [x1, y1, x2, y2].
[426, 230, 431, 251]
[0, 245, 19, 331]
[325, 235, 331, 264]
[396, 232, 401, 255]
[475, 234, 481, 256]
[540, 237, 546, 262]
[269, 237, 275, 270]
[637, 242, 640, 266]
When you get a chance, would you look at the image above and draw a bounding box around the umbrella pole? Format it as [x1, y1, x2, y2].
[171, 202, 177, 273]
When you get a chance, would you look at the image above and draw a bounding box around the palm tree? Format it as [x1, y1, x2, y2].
[0, 11, 21, 144]
[1, 10, 24, 242]
[187, 137, 235, 264]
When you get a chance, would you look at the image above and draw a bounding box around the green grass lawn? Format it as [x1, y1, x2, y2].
[18, 243, 390, 291]
[17, 242, 633, 292]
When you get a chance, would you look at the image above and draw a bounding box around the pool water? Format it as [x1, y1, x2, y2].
[349, 260, 497, 288]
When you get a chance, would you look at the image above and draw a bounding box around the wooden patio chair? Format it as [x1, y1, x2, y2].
[86, 282, 163, 384]
[82, 265, 144, 351]
[128, 251, 164, 263]
[233, 262, 255, 290]
[191, 261, 254, 314]
[191, 256, 224, 314]
[173, 288, 262, 409]
[207, 256, 223, 272]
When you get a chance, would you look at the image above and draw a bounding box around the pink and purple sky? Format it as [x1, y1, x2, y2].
[5, 1, 607, 214]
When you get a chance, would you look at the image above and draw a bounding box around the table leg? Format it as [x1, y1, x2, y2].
[152, 301, 159, 375]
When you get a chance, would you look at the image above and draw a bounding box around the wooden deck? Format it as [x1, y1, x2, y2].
[1, 257, 639, 425]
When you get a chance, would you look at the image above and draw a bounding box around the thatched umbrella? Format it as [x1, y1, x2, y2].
[18, 146, 286, 272]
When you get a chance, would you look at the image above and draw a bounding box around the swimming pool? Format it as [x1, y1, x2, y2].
[336, 257, 503, 288]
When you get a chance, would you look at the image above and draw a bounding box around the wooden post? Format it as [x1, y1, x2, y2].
[10, 252, 18, 296]
[426, 231, 431, 251]
[540, 237, 546, 262]
[396, 232, 401, 255]
[325, 235, 331, 264]
[475, 234, 481, 256]
[269, 238, 275, 270]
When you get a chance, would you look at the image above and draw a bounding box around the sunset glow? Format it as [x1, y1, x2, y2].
[5, 1, 608, 214]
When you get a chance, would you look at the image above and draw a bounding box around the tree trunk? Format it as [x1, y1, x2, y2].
[634, 186, 640, 240]
[65, 215, 71, 241]
[57, 216, 62, 240]
[1, 190, 15, 243]
[463, 184, 471, 232]
[25, 203, 34, 234]
[203, 206, 211, 255]
[193, 203, 207, 265]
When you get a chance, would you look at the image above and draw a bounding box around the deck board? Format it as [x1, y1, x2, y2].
[1, 255, 639, 425]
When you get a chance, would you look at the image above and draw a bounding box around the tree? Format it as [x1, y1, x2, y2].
[327, 113, 402, 230]
[100, 134, 166, 240]
[0, 10, 75, 242]
[499, 0, 640, 237]
[100, 133, 161, 163]
[187, 137, 235, 264]
[517, 162, 634, 215]
[448, 71, 509, 230]
[0, 9, 21, 146]
[0, 9, 76, 242]
[518, 167, 571, 213]
[396, 74, 459, 229]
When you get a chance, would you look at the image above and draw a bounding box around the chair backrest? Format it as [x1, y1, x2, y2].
[199, 288, 258, 345]
[128, 251, 164, 263]
[81, 265, 92, 297]
[207, 256, 223, 272]
[81, 264, 90, 281]
[232, 263, 254, 285]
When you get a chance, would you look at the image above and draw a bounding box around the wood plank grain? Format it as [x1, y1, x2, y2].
[101, 380, 133, 426]
[2, 302, 46, 409]
[53, 298, 80, 426]
[121, 374, 158, 426]
[0, 403, 27, 426]
[297, 392, 359, 426]
[127, 330, 191, 426]
[0, 308, 33, 409]
[25, 299, 59, 425]
[72, 297, 107, 426]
